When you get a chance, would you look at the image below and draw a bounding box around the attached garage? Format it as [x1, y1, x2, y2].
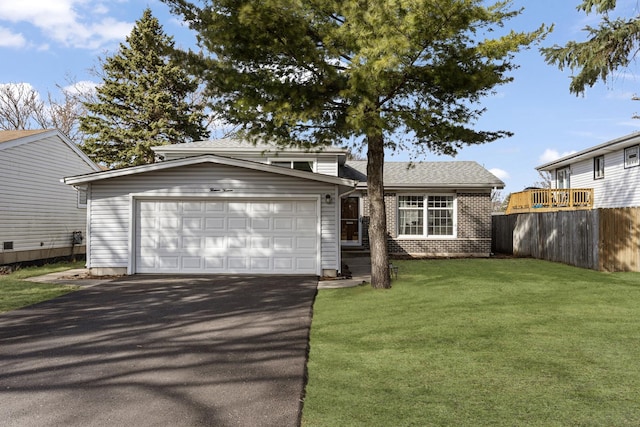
[135, 199, 319, 274]
[64, 154, 357, 277]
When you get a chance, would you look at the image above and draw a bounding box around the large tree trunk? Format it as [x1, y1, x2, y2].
[366, 132, 391, 289]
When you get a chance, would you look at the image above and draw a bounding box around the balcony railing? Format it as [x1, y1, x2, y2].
[505, 188, 594, 215]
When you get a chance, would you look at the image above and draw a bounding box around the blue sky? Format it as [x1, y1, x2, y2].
[1, 0, 639, 196]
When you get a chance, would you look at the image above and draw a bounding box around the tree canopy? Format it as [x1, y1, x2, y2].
[80, 8, 210, 168]
[163, 0, 548, 288]
[542, 0, 640, 94]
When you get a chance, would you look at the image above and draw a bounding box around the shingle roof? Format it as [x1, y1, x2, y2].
[342, 160, 504, 188]
[0, 129, 50, 144]
[153, 138, 347, 153]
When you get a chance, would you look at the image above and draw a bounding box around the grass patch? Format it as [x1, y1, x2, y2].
[303, 258, 640, 426]
[0, 261, 83, 313]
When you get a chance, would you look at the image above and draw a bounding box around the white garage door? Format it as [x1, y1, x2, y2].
[135, 199, 319, 274]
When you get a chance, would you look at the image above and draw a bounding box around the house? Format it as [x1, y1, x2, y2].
[536, 131, 640, 208]
[63, 140, 503, 276]
[0, 129, 101, 265]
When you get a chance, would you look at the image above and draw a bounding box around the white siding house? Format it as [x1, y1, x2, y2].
[537, 132, 640, 208]
[0, 129, 101, 265]
[64, 155, 356, 277]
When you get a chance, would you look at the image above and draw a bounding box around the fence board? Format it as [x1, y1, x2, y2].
[599, 208, 640, 272]
[492, 210, 599, 270]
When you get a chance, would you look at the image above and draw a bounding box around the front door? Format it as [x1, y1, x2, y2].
[341, 197, 361, 246]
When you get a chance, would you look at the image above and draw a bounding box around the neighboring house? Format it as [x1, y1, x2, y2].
[537, 131, 640, 208]
[64, 140, 503, 276]
[0, 129, 101, 265]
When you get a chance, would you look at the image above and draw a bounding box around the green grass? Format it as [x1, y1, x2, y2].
[303, 258, 640, 426]
[0, 261, 83, 313]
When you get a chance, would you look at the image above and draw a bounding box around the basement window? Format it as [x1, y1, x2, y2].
[3, 242, 13, 250]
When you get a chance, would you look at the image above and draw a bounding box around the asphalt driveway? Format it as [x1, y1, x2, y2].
[0, 275, 318, 427]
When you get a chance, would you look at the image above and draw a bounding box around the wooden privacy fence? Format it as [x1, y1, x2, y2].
[492, 208, 640, 272]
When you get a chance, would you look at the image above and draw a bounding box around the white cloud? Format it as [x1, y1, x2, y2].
[0, 26, 26, 48]
[0, 0, 133, 50]
[489, 168, 510, 181]
[63, 80, 99, 95]
[539, 148, 577, 164]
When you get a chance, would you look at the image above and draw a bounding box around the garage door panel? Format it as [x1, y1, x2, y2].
[228, 217, 248, 230]
[251, 218, 270, 230]
[296, 237, 316, 250]
[205, 217, 225, 230]
[274, 218, 293, 230]
[158, 256, 179, 269]
[273, 258, 293, 270]
[160, 218, 179, 229]
[251, 237, 271, 249]
[182, 257, 202, 269]
[136, 199, 318, 274]
[182, 236, 203, 249]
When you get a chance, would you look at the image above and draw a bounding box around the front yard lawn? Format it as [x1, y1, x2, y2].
[303, 258, 640, 426]
[0, 262, 83, 313]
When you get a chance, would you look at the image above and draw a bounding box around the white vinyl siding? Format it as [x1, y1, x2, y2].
[87, 162, 339, 273]
[0, 135, 96, 255]
[563, 149, 640, 208]
[316, 157, 338, 176]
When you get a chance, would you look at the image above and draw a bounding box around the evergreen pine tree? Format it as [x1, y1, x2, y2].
[163, 0, 548, 288]
[80, 8, 209, 168]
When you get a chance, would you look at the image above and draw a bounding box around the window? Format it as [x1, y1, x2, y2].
[625, 146, 639, 168]
[270, 160, 314, 172]
[427, 196, 455, 236]
[77, 188, 87, 208]
[398, 195, 455, 237]
[398, 196, 424, 235]
[556, 167, 570, 189]
[594, 156, 605, 180]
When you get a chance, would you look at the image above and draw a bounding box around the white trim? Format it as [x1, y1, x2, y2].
[396, 193, 457, 239]
[128, 195, 136, 275]
[85, 187, 92, 269]
[64, 154, 357, 188]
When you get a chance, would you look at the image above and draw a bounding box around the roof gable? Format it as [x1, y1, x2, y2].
[0, 129, 53, 146]
[0, 129, 100, 172]
[342, 160, 504, 189]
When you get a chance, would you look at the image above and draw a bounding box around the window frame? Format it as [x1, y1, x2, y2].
[268, 158, 316, 173]
[624, 145, 639, 169]
[397, 194, 457, 239]
[593, 155, 605, 180]
[77, 187, 87, 208]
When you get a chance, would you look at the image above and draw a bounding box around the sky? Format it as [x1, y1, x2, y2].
[1, 0, 640, 197]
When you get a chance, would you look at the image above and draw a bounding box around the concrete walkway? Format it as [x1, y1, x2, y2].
[317, 253, 371, 289]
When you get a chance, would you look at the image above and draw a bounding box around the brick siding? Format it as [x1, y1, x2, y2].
[359, 192, 492, 256]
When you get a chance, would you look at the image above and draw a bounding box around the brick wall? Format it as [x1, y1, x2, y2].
[360, 192, 492, 256]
